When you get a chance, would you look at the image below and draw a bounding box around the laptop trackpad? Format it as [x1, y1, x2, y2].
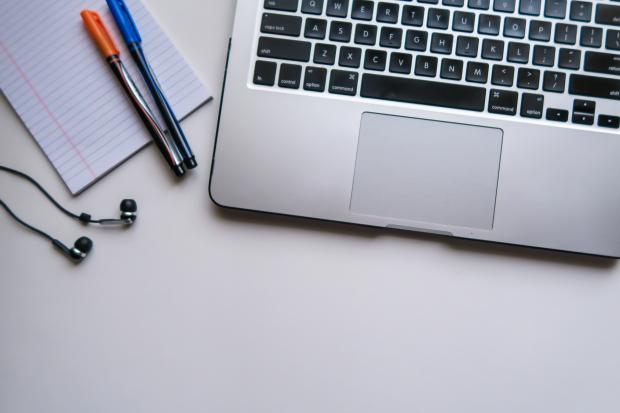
[351, 113, 503, 230]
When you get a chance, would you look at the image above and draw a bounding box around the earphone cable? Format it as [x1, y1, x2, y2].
[0, 165, 95, 223]
[0, 198, 54, 242]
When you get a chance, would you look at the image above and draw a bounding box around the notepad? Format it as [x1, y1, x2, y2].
[0, 0, 210, 194]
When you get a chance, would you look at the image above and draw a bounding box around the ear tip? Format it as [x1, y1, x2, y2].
[74, 236, 93, 254]
[120, 199, 138, 213]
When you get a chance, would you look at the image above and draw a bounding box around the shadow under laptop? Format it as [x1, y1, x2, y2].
[212, 206, 617, 270]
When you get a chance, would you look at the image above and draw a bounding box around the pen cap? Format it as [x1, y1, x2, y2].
[81, 10, 120, 58]
[106, 0, 142, 45]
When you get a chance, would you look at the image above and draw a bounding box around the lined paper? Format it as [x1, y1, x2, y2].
[0, 0, 210, 194]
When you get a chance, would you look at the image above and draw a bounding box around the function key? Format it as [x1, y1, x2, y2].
[595, 3, 620, 27]
[544, 0, 567, 19]
[598, 115, 620, 129]
[301, 0, 324, 14]
[546, 108, 569, 122]
[377, 2, 399, 23]
[326, 0, 349, 17]
[351, 0, 374, 20]
[254, 61, 277, 86]
[443, 0, 465, 7]
[569, 1, 592, 22]
[494, 0, 516, 13]
[419, 0, 440, 4]
[265, 0, 299, 12]
[519, 0, 541, 16]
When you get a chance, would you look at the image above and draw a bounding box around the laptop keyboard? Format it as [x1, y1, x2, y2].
[253, 0, 619, 129]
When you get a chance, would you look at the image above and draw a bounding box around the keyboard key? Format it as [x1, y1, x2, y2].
[314, 43, 337, 64]
[326, 0, 349, 17]
[380, 27, 403, 48]
[529, 20, 552, 41]
[517, 67, 540, 89]
[580, 26, 603, 47]
[265, 0, 298, 12]
[339, 46, 362, 67]
[468, 0, 490, 10]
[466, 61, 489, 83]
[569, 74, 620, 100]
[555, 23, 578, 44]
[428, 8, 451, 29]
[431, 33, 454, 54]
[303, 66, 327, 91]
[482, 39, 505, 60]
[488, 89, 518, 115]
[262, 13, 303, 37]
[389, 52, 413, 74]
[453, 12, 476, 32]
[405, 30, 428, 51]
[494, 0, 516, 13]
[278, 63, 302, 88]
[492, 64, 515, 86]
[598, 115, 620, 129]
[351, 0, 374, 20]
[545, 0, 567, 19]
[558, 48, 581, 69]
[569, 1, 592, 22]
[441, 58, 464, 80]
[532, 45, 555, 66]
[607, 30, 620, 50]
[354, 24, 377, 45]
[330, 21, 352, 42]
[305, 18, 327, 39]
[402, 6, 425, 26]
[443, 0, 465, 6]
[301, 0, 324, 14]
[584, 51, 620, 75]
[546, 108, 569, 122]
[572, 113, 594, 125]
[573, 99, 595, 113]
[595, 3, 620, 27]
[507, 42, 530, 63]
[519, 0, 542, 15]
[504, 17, 527, 38]
[479, 14, 501, 35]
[377, 2, 399, 23]
[542, 71, 566, 92]
[258, 37, 311, 62]
[520, 93, 544, 118]
[456, 36, 479, 57]
[365, 49, 388, 71]
[419, 0, 440, 3]
[415, 55, 439, 76]
[253, 60, 277, 85]
[329, 70, 359, 95]
[361, 73, 487, 111]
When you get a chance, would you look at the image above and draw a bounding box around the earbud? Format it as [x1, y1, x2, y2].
[90, 199, 138, 226]
[52, 236, 93, 263]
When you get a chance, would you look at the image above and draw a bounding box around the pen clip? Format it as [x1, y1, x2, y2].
[81, 10, 120, 58]
[106, 0, 142, 45]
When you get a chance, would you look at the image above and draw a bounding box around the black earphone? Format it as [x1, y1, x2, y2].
[0, 165, 137, 263]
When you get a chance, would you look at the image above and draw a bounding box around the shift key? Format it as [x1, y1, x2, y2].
[570, 74, 620, 100]
[258, 37, 311, 62]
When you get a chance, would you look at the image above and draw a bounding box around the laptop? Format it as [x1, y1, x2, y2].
[210, 0, 620, 257]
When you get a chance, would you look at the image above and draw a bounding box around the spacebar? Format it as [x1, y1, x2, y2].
[361, 74, 486, 112]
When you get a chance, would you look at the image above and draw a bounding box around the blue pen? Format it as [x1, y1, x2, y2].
[106, 0, 197, 170]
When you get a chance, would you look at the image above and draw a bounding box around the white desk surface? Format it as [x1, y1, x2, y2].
[1, 1, 619, 412]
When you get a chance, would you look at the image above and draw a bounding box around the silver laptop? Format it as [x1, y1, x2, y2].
[210, 0, 620, 257]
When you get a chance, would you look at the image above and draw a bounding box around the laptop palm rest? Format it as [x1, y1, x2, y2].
[350, 113, 504, 230]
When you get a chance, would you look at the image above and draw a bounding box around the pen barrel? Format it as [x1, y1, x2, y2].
[130, 46, 197, 169]
[108, 57, 185, 176]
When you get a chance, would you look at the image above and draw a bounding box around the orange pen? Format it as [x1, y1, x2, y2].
[80, 10, 185, 177]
